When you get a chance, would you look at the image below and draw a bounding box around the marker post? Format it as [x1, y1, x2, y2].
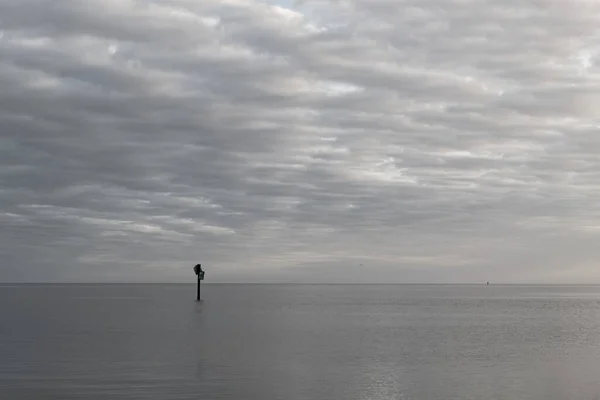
[193, 264, 205, 301]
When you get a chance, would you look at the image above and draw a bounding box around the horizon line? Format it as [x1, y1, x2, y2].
[3, 282, 600, 286]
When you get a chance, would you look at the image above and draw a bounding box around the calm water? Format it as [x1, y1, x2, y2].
[2, 284, 600, 399]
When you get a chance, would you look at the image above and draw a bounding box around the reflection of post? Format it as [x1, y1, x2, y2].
[193, 264, 204, 301]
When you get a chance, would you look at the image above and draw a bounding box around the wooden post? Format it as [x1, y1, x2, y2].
[193, 263, 204, 301]
[197, 272, 201, 301]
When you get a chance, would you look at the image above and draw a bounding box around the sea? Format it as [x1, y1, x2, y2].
[1, 284, 600, 399]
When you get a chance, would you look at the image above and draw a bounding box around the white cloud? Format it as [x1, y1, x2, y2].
[2, 0, 600, 282]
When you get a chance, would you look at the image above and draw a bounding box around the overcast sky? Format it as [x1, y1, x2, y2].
[2, 0, 600, 283]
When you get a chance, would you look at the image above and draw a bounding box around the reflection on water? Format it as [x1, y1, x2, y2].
[1, 284, 600, 399]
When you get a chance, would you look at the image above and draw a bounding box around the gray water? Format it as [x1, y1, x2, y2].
[2, 284, 600, 399]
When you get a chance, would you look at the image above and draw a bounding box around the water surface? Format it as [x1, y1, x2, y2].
[2, 284, 600, 399]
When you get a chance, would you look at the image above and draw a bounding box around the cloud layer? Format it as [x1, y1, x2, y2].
[2, 0, 600, 282]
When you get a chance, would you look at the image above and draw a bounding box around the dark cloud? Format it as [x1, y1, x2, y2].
[2, 0, 600, 283]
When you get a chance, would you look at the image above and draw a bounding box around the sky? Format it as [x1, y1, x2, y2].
[2, 0, 600, 283]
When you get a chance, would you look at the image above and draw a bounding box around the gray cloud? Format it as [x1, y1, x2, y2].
[2, 0, 600, 283]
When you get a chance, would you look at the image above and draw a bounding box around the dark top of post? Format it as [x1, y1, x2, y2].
[194, 264, 205, 280]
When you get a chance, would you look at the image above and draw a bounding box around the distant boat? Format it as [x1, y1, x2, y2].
[486, 282, 489, 285]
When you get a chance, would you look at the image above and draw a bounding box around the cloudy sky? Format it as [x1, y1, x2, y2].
[2, 0, 600, 283]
